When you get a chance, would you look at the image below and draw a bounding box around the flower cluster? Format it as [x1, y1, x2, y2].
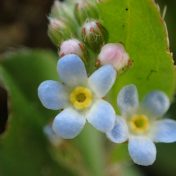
[38, 54, 176, 166]
[38, 0, 176, 167]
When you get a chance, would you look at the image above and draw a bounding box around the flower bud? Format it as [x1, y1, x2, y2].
[59, 39, 88, 61]
[74, 0, 99, 25]
[48, 18, 71, 46]
[50, 0, 74, 19]
[82, 20, 108, 52]
[98, 43, 130, 71]
[50, 1, 78, 35]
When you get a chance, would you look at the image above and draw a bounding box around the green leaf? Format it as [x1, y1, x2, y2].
[0, 50, 74, 176]
[98, 0, 176, 108]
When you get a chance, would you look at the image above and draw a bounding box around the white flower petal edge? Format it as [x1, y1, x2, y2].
[153, 119, 176, 143]
[38, 80, 68, 110]
[128, 136, 156, 166]
[57, 54, 87, 87]
[52, 108, 86, 139]
[117, 84, 139, 114]
[106, 117, 128, 143]
[142, 91, 170, 117]
[86, 99, 116, 132]
[88, 65, 116, 98]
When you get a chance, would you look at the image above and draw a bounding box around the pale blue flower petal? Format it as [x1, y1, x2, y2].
[57, 54, 87, 87]
[88, 65, 116, 97]
[117, 84, 139, 114]
[142, 91, 170, 117]
[128, 136, 156, 166]
[153, 119, 176, 143]
[86, 100, 116, 132]
[52, 108, 86, 139]
[38, 80, 68, 110]
[106, 117, 129, 143]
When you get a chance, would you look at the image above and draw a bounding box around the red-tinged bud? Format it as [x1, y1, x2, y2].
[82, 20, 108, 52]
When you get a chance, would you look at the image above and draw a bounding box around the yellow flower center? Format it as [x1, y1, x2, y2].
[129, 114, 149, 134]
[70, 86, 93, 110]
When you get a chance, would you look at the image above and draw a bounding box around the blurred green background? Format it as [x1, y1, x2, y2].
[0, 0, 176, 176]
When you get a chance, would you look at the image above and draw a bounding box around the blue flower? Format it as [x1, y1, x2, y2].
[38, 54, 116, 139]
[107, 84, 176, 166]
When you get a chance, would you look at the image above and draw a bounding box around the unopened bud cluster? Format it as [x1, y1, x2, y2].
[48, 0, 108, 52]
[48, 1, 77, 46]
[47, 1, 130, 72]
[73, 0, 108, 52]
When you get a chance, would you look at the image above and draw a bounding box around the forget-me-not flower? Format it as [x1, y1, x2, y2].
[107, 84, 176, 166]
[38, 54, 116, 139]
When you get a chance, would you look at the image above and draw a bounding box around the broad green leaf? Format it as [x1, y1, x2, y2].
[98, 0, 176, 108]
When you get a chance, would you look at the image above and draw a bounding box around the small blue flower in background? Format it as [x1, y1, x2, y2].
[38, 54, 117, 139]
[107, 84, 176, 166]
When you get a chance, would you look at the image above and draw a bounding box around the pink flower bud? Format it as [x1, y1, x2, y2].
[98, 43, 130, 71]
[59, 39, 87, 60]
